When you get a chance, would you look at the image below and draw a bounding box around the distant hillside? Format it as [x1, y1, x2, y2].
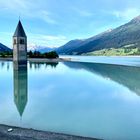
[0, 43, 12, 52]
[57, 15, 140, 55]
[56, 39, 83, 54]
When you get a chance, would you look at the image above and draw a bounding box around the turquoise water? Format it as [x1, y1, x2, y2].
[61, 55, 140, 67]
[0, 58, 140, 140]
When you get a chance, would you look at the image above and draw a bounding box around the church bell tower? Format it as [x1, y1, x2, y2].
[13, 20, 27, 65]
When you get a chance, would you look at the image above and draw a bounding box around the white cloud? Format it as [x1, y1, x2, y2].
[112, 8, 140, 21]
[38, 10, 57, 24]
[72, 7, 93, 17]
[28, 33, 68, 48]
[0, 31, 68, 48]
[0, 0, 56, 24]
[0, 0, 30, 12]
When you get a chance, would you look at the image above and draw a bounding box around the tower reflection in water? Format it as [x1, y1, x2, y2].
[13, 63, 28, 117]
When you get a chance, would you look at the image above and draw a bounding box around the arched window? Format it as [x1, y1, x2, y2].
[14, 39, 16, 44]
[20, 39, 25, 44]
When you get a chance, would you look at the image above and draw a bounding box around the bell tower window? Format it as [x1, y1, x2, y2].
[14, 39, 16, 44]
[20, 39, 25, 44]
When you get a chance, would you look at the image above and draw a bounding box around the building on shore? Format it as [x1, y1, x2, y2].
[13, 20, 27, 65]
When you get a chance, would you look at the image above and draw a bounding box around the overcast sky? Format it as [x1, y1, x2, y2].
[0, 0, 140, 48]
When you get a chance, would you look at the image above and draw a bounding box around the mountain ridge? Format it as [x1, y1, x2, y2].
[56, 15, 140, 55]
[0, 43, 12, 52]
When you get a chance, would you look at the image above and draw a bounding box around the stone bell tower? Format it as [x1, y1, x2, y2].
[13, 20, 27, 64]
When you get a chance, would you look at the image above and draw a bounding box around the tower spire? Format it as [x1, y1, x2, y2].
[13, 20, 27, 64]
[13, 20, 26, 37]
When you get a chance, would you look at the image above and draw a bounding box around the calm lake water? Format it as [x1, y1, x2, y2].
[0, 56, 140, 140]
[61, 55, 140, 67]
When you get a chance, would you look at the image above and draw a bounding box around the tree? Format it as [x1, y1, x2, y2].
[44, 51, 59, 59]
[28, 51, 59, 59]
[28, 51, 33, 58]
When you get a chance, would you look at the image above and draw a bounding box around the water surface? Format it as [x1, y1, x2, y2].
[0, 59, 140, 140]
[61, 55, 140, 67]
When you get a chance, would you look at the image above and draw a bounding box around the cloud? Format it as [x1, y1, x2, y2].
[0, 0, 30, 12]
[0, 31, 68, 48]
[28, 33, 68, 48]
[72, 7, 93, 17]
[38, 10, 57, 24]
[112, 8, 140, 21]
[0, 0, 56, 24]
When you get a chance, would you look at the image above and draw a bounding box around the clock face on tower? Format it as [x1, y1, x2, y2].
[20, 46, 25, 51]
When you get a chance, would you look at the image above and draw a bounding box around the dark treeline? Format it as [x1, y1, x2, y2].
[0, 51, 59, 59]
[29, 62, 58, 69]
[28, 51, 59, 59]
[0, 51, 13, 58]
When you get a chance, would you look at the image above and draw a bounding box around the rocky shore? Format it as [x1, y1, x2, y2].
[0, 124, 101, 140]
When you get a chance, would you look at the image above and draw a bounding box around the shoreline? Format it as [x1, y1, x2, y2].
[0, 124, 101, 140]
[0, 57, 72, 62]
[28, 58, 72, 62]
[0, 56, 140, 68]
[0, 55, 140, 62]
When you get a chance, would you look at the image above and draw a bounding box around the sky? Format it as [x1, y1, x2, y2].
[0, 0, 140, 48]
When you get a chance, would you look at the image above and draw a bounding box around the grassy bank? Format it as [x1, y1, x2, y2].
[84, 46, 140, 56]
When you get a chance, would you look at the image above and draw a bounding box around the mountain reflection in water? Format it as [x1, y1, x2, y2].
[63, 62, 140, 96]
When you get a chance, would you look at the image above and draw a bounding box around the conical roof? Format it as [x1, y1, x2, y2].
[13, 20, 26, 37]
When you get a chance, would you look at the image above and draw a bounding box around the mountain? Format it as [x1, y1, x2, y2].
[28, 44, 54, 53]
[56, 30, 112, 54]
[56, 39, 84, 55]
[0, 43, 12, 52]
[57, 15, 140, 55]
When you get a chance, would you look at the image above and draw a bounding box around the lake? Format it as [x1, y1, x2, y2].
[61, 55, 140, 67]
[0, 56, 140, 140]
